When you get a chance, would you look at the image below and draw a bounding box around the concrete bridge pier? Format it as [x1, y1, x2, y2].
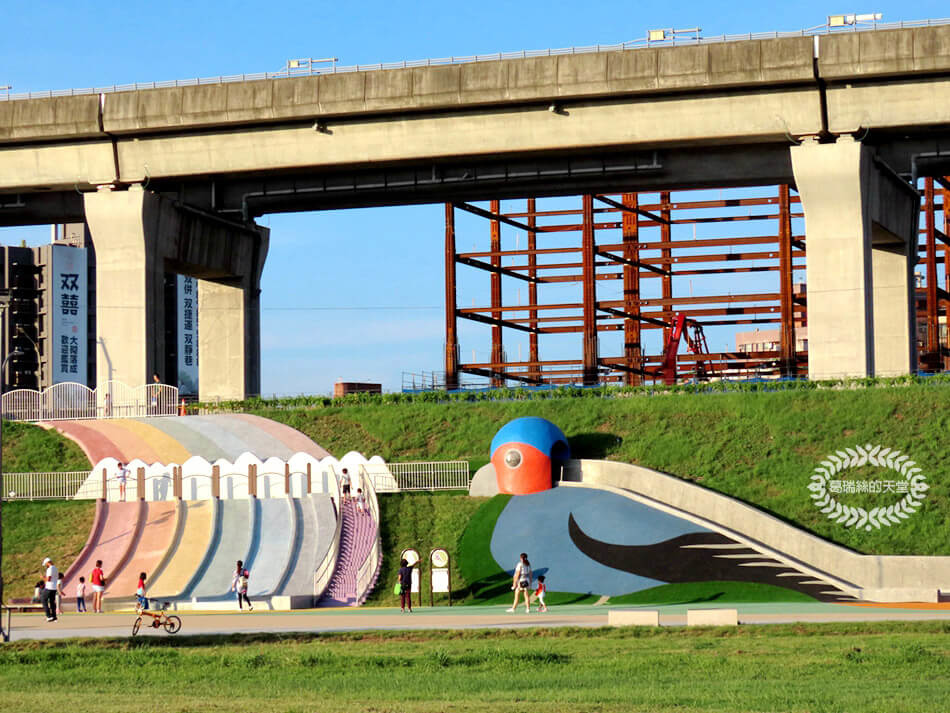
[83, 184, 269, 401]
[791, 137, 919, 380]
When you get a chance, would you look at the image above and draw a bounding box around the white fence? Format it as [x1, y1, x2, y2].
[2, 460, 470, 502]
[3, 472, 94, 500]
[381, 461, 470, 491]
[1, 381, 179, 422]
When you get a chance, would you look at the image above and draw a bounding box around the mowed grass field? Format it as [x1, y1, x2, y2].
[1, 622, 948, 712]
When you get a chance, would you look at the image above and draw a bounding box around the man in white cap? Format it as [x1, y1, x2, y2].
[41, 557, 58, 622]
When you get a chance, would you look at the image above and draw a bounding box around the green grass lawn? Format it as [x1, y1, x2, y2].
[1, 622, 948, 712]
[2, 421, 90, 472]
[247, 384, 950, 556]
[1, 501, 96, 601]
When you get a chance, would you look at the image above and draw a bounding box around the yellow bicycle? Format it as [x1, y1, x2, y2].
[132, 602, 182, 636]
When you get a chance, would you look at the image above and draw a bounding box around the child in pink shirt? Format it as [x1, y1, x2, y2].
[533, 575, 548, 612]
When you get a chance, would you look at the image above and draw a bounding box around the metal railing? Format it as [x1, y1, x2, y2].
[1, 381, 179, 422]
[2, 461, 470, 502]
[382, 461, 470, 491]
[2, 471, 94, 500]
[313, 467, 343, 600]
[2, 18, 948, 102]
[354, 466, 382, 605]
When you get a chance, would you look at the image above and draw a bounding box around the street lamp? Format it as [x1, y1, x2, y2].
[0, 347, 23, 642]
[15, 325, 41, 389]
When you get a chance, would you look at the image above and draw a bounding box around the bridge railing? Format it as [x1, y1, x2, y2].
[1, 381, 179, 422]
[3, 17, 948, 102]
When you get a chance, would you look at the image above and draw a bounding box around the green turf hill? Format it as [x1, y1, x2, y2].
[237, 380, 950, 557]
[2, 421, 90, 472]
[5, 380, 950, 603]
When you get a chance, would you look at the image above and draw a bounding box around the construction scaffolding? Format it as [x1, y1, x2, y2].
[440, 178, 949, 389]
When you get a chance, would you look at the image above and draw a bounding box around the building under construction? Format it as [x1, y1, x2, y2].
[438, 178, 949, 389]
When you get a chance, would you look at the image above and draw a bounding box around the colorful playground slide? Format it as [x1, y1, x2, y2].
[148, 499, 217, 598]
[45, 413, 329, 466]
[103, 501, 179, 598]
[277, 495, 322, 596]
[247, 498, 296, 597]
[60, 501, 144, 599]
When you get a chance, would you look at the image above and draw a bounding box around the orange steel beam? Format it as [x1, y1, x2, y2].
[490, 199, 504, 387]
[925, 179, 939, 358]
[778, 184, 796, 377]
[581, 194, 598, 385]
[623, 191, 642, 385]
[444, 203, 459, 390]
[527, 198, 540, 383]
[660, 191, 673, 348]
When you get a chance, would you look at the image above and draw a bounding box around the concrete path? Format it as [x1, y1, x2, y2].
[8, 602, 950, 642]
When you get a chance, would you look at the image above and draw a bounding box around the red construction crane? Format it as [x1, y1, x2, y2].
[661, 313, 712, 385]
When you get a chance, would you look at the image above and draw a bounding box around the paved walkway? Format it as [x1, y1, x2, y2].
[8, 601, 950, 642]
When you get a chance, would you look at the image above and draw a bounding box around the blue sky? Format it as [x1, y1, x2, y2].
[1, 1, 944, 394]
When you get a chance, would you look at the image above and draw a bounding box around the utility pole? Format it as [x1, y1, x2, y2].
[0, 292, 23, 642]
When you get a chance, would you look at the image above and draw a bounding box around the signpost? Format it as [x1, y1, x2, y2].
[429, 548, 452, 607]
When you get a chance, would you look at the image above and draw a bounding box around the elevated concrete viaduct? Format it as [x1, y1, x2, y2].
[1, 24, 949, 393]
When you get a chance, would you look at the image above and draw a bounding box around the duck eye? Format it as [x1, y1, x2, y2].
[504, 449, 523, 468]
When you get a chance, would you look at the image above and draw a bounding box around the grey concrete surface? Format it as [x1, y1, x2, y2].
[569, 460, 950, 598]
[249, 498, 295, 596]
[7, 601, 950, 642]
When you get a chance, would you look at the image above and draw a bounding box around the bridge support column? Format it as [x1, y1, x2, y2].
[198, 274, 264, 401]
[791, 137, 919, 379]
[84, 185, 168, 387]
[84, 184, 268, 399]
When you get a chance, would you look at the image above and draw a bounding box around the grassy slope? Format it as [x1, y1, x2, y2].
[2, 422, 90, 472]
[370, 492, 487, 606]
[2, 501, 96, 600]
[0, 623, 948, 712]
[253, 384, 950, 555]
[1, 425, 94, 601]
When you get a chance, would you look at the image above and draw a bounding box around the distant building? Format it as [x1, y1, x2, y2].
[736, 327, 808, 354]
[334, 381, 382, 398]
[1, 224, 199, 393]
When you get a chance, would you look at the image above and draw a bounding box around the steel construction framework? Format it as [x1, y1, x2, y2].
[442, 178, 949, 389]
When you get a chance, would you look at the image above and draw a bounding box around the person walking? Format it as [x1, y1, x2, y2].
[230, 560, 253, 611]
[340, 468, 351, 503]
[90, 560, 106, 612]
[55, 572, 65, 614]
[533, 574, 548, 613]
[397, 558, 417, 613]
[41, 557, 58, 622]
[135, 572, 149, 611]
[76, 576, 88, 613]
[507, 552, 532, 613]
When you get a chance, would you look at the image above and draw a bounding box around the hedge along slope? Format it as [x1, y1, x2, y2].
[249, 383, 950, 556]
